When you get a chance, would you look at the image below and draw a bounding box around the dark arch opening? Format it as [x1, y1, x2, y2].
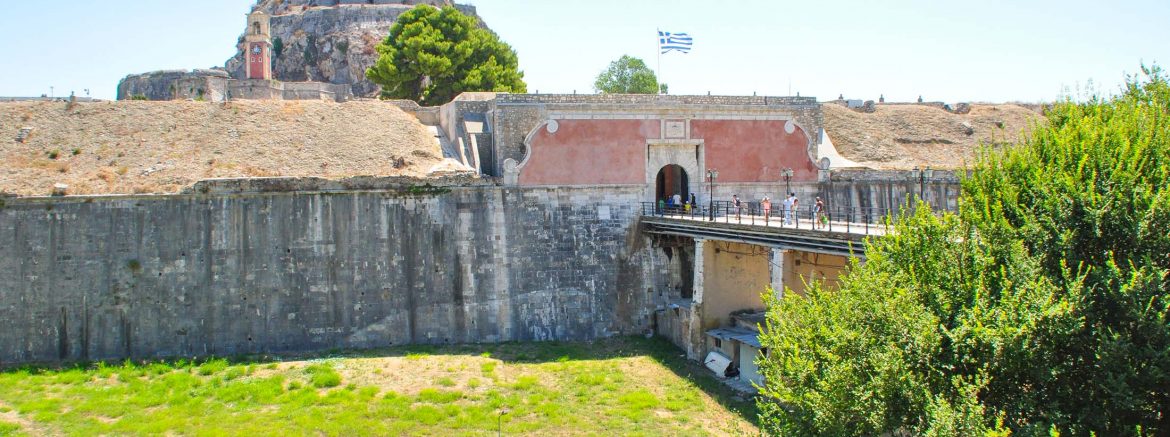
[655, 164, 689, 206]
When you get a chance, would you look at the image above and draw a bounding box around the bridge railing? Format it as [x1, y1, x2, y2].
[640, 201, 952, 236]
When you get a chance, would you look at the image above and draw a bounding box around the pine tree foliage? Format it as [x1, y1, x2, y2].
[365, 5, 526, 106]
[758, 66, 1170, 436]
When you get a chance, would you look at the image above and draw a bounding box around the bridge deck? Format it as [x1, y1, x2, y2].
[641, 212, 887, 257]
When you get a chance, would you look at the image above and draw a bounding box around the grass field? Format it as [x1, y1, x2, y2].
[0, 337, 758, 436]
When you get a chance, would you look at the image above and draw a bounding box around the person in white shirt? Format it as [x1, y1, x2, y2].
[784, 193, 798, 225]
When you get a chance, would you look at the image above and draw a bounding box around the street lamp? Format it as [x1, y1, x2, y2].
[781, 168, 794, 197]
[826, 169, 833, 231]
[498, 407, 510, 436]
[707, 168, 719, 221]
[910, 166, 934, 207]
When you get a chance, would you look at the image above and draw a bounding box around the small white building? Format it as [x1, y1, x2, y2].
[704, 318, 767, 392]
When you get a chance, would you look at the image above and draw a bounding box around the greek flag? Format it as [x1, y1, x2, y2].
[659, 31, 693, 54]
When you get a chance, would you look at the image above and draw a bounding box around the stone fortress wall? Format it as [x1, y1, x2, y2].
[0, 92, 967, 366]
[117, 71, 351, 102]
[116, 69, 231, 101]
[0, 178, 667, 365]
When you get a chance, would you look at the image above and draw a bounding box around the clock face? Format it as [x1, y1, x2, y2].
[252, 45, 262, 54]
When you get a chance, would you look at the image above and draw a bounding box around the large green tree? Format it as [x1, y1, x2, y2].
[594, 55, 662, 94]
[758, 66, 1170, 436]
[365, 5, 526, 106]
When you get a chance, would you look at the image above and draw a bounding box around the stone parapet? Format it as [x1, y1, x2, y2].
[495, 94, 818, 107]
[226, 79, 352, 102]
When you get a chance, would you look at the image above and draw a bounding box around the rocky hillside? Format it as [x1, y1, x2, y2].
[224, 0, 479, 98]
[824, 103, 1044, 170]
[0, 100, 442, 196]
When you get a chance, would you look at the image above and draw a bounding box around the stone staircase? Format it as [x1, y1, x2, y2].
[14, 127, 33, 143]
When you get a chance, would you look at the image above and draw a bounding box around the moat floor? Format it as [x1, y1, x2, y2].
[0, 337, 758, 436]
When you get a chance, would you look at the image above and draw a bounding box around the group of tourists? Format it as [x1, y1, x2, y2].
[658, 191, 830, 229]
[730, 193, 829, 228]
[658, 192, 699, 214]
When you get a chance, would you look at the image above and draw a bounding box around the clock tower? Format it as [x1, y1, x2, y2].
[244, 11, 272, 80]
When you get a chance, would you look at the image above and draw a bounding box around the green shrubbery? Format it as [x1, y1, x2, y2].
[304, 363, 341, 388]
[758, 66, 1170, 436]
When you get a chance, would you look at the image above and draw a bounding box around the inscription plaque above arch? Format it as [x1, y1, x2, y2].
[664, 120, 686, 139]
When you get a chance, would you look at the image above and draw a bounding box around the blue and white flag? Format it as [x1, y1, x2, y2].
[658, 31, 693, 54]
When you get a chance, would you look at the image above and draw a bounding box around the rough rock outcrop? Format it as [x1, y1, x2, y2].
[224, 0, 480, 98]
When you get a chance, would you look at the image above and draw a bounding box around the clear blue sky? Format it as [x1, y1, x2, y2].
[1, 0, 1166, 102]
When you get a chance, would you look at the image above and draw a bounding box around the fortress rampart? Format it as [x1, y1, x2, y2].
[0, 178, 664, 365]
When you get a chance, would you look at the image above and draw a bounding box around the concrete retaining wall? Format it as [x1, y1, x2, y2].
[0, 182, 663, 365]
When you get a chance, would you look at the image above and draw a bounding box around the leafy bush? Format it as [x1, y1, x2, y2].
[758, 65, 1170, 436]
[594, 55, 660, 94]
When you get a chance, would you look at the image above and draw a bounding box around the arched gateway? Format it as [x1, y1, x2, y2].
[655, 164, 689, 204]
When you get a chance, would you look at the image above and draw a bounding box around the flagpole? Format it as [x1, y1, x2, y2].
[656, 28, 661, 94]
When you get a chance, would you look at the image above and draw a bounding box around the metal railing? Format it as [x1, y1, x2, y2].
[641, 201, 950, 236]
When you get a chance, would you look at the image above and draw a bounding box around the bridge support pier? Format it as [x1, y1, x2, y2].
[770, 247, 787, 299]
[684, 238, 707, 361]
[692, 239, 706, 305]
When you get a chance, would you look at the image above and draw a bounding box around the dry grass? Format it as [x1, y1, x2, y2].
[824, 103, 1045, 169]
[0, 100, 443, 196]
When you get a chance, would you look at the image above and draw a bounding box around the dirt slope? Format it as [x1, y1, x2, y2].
[824, 103, 1044, 169]
[0, 100, 441, 196]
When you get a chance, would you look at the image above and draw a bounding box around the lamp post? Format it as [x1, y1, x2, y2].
[780, 168, 794, 223]
[781, 168, 794, 197]
[910, 166, 934, 208]
[826, 169, 833, 231]
[498, 408, 509, 436]
[707, 168, 718, 221]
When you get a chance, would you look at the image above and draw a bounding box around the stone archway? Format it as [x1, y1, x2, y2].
[655, 164, 690, 204]
[645, 141, 703, 203]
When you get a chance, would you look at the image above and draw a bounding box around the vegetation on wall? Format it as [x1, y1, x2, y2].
[303, 35, 317, 65]
[757, 65, 1170, 436]
[365, 5, 526, 106]
[272, 36, 284, 73]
